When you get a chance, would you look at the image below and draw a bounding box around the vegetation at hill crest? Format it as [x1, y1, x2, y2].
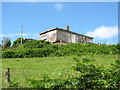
[2, 38, 119, 58]
[2, 38, 120, 89]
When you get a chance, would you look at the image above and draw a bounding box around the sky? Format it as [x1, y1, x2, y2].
[1, 2, 118, 45]
[1, 0, 120, 2]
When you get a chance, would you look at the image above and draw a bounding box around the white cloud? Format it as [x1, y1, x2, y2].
[31, 33, 39, 39]
[0, 33, 39, 38]
[0, 33, 6, 37]
[33, 33, 39, 37]
[16, 33, 30, 36]
[54, 3, 64, 10]
[85, 26, 118, 39]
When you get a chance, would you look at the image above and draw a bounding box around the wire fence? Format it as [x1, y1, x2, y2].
[2, 67, 78, 88]
[2, 68, 48, 88]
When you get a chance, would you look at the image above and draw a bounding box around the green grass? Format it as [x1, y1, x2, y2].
[2, 54, 118, 88]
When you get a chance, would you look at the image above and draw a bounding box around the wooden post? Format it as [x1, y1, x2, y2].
[5, 68, 10, 86]
[60, 40, 62, 45]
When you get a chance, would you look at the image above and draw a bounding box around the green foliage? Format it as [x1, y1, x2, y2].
[9, 58, 119, 89]
[2, 55, 118, 88]
[2, 50, 15, 58]
[23, 40, 50, 49]
[9, 82, 21, 88]
[12, 38, 26, 47]
[74, 59, 120, 89]
[116, 43, 120, 53]
[2, 48, 54, 58]
[2, 42, 119, 58]
[116, 43, 120, 50]
[53, 43, 118, 57]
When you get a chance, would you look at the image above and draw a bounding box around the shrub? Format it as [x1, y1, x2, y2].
[2, 48, 54, 58]
[2, 43, 119, 58]
[2, 50, 15, 58]
[12, 38, 26, 47]
[23, 40, 50, 49]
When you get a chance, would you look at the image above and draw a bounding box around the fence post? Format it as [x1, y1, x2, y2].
[5, 68, 10, 86]
[60, 40, 62, 45]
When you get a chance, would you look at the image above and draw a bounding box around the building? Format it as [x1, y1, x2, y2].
[39, 26, 93, 44]
[25, 38, 35, 41]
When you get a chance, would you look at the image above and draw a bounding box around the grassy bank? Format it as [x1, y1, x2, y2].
[2, 54, 118, 88]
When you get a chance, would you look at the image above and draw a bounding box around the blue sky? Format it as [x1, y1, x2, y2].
[1, 2, 118, 44]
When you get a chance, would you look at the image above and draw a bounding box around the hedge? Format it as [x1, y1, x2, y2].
[2, 43, 119, 58]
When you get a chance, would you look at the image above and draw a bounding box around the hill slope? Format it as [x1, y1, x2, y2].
[2, 39, 119, 58]
[2, 54, 118, 88]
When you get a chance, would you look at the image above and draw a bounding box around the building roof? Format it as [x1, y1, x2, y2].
[40, 27, 93, 39]
[25, 38, 35, 41]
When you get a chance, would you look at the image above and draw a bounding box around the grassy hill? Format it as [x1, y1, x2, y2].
[2, 39, 119, 58]
[1, 38, 120, 88]
[2, 54, 118, 88]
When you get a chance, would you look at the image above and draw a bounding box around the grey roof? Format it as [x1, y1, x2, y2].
[40, 28, 93, 39]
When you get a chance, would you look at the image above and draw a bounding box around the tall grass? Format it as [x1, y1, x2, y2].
[2, 54, 117, 88]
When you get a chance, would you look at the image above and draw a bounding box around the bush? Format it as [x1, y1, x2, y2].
[2, 50, 15, 58]
[12, 38, 26, 47]
[52, 43, 118, 56]
[2, 48, 54, 58]
[23, 40, 50, 49]
[2, 42, 119, 58]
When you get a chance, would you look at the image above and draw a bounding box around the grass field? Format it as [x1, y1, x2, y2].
[2, 54, 118, 88]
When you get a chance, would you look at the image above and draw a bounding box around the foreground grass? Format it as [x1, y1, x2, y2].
[2, 54, 118, 88]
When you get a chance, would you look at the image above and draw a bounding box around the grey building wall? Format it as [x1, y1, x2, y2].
[57, 30, 71, 43]
[40, 29, 93, 43]
[40, 30, 57, 42]
[57, 30, 93, 43]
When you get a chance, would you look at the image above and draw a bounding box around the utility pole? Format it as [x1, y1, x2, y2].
[21, 25, 23, 44]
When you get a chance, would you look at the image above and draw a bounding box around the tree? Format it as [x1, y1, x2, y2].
[2, 37, 11, 48]
[12, 38, 25, 47]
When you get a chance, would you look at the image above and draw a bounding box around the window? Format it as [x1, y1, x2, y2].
[41, 34, 47, 40]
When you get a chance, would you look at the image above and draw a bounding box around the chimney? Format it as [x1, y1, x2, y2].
[66, 26, 69, 31]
